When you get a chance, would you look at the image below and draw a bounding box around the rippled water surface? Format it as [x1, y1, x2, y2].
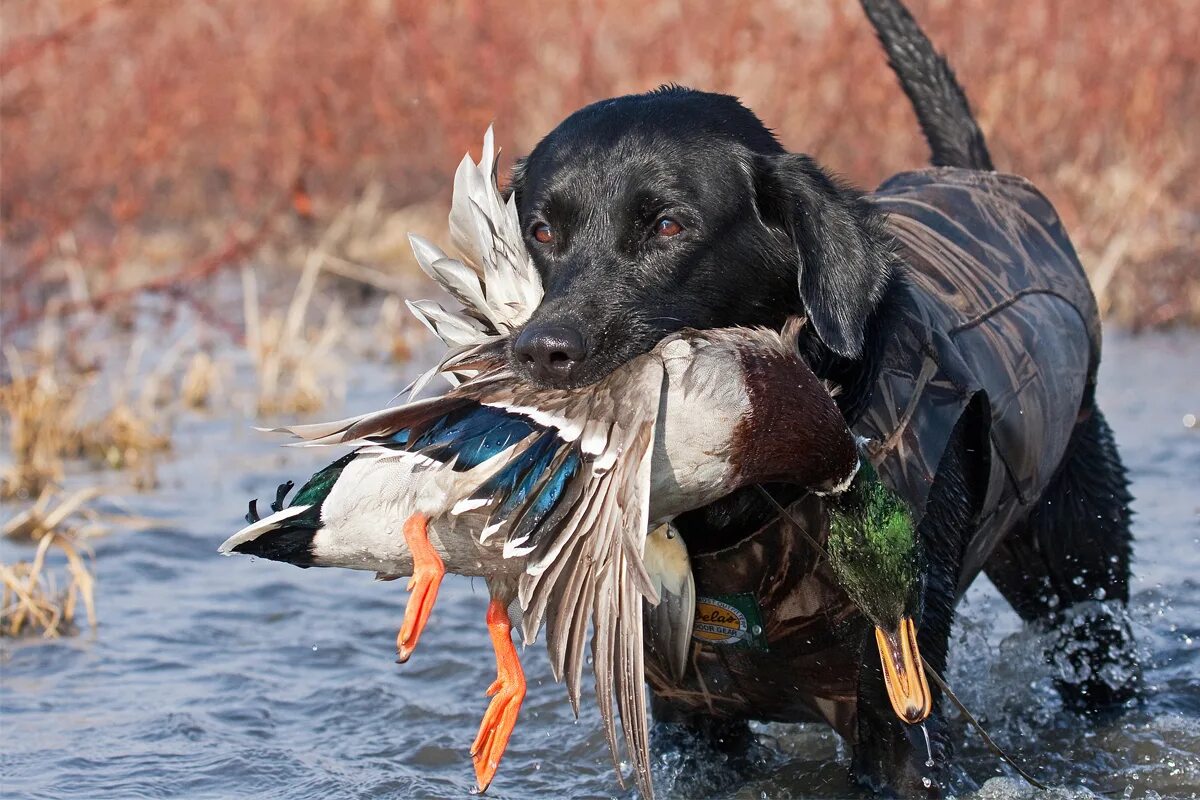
[2, 331, 1198, 799]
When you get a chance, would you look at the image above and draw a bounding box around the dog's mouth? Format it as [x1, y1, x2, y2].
[508, 315, 675, 390]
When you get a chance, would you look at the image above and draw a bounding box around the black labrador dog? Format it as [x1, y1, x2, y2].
[504, 0, 1137, 793]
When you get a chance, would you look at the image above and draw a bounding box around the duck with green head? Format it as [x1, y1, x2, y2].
[826, 454, 932, 727]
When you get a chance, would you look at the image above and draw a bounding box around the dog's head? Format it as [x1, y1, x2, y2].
[507, 86, 893, 389]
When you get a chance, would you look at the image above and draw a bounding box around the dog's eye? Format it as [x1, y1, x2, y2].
[654, 217, 683, 237]
[532, 223, 553, 244]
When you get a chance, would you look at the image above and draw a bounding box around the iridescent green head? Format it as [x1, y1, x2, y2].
[827, 459, 921, 628]
[827, 458, 930, 724]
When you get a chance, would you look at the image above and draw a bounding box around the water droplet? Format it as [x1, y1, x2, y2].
[311, 645, 318, 651]
[922, 777, 932, 788]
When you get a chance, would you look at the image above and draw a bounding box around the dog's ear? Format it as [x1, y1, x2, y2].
[754, 153, 892, 359]
[503, 156, 528, 203]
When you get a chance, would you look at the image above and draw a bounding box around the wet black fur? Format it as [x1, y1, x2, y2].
[985, 408, 1138, 711]
[507, 86, 900, 405]
[504, 0, 1134, 793]
[859, 0, 994, 171]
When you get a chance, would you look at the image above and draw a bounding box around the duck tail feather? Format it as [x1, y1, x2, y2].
[259, 412, 372, 443]
[219, 504, 313, 555]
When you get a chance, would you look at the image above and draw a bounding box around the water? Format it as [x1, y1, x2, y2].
[2, 331, 1197, 799]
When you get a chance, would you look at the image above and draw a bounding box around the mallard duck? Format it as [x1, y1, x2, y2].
[221, 317, 857, 795]
[825, 455, 931, 726]
[221, 128, 859, 797]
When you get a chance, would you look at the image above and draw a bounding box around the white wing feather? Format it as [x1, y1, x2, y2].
[396, 127, 659, 799]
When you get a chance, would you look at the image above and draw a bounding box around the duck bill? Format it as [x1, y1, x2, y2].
[874, 617, 932, 724]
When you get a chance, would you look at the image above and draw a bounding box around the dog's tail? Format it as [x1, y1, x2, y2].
[859, 0, 994, 171]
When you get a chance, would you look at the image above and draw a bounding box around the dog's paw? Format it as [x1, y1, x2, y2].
[1047, 600, 1141, 713]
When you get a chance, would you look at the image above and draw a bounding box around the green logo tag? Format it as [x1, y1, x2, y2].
[692, 592, 768, 651]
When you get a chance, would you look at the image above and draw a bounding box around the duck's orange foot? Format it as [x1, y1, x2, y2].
[470, 598, 525, 793]
[396, 513, 443, 663]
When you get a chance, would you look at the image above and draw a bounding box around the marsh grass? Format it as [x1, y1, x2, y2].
[2, 320, 172, 638]
[242, 193, 436, 416]
[0, 344, 87, 500]
[1, 488, 99, 638]
[2, 327, 174, 498]
[3, 0, 1195, 330]
[3, 486, 104, 543]
[243, 254, 346, 417]
[179, 351, 221, 411]
[0, 536, 95, 639]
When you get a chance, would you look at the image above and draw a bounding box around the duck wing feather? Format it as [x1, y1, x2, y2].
[489, 353, 664, 800]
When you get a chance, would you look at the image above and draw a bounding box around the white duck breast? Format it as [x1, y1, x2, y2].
[648, 335, 750, 523]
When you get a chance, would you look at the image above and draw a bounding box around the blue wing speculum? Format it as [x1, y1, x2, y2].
[315, 398, 581, 553]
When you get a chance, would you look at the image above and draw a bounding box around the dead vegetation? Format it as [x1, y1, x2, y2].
[2, 0, 1197, 330]
[1, 487, 99, 638]
[2, 319, 169, 638]
[0, 529, 96, 639]
[179, 351, 220, 411]
[1, 323, 172, 499]
[243, 254, 346, 417]
[0, 345, 86, 499]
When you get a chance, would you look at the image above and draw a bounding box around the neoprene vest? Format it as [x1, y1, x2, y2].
[646, 168, 1102, 738]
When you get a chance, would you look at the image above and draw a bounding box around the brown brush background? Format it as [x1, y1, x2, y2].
[3, 0, 1198, 330]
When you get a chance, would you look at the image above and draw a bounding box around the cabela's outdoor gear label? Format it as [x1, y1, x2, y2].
[692, 593, 768, 651]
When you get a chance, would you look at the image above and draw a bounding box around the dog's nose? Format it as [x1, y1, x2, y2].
[513, 324, 588, 384]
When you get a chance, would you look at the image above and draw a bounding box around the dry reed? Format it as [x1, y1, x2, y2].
[1, 320, 170, 638]
[179, 351, 221, 410]
[1, 488, 99, 638]
[243, 253, 346, 417]
[0, 344, 86, 499]
[0, 536, 96, 639]
[2, 0, 1196, 330]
